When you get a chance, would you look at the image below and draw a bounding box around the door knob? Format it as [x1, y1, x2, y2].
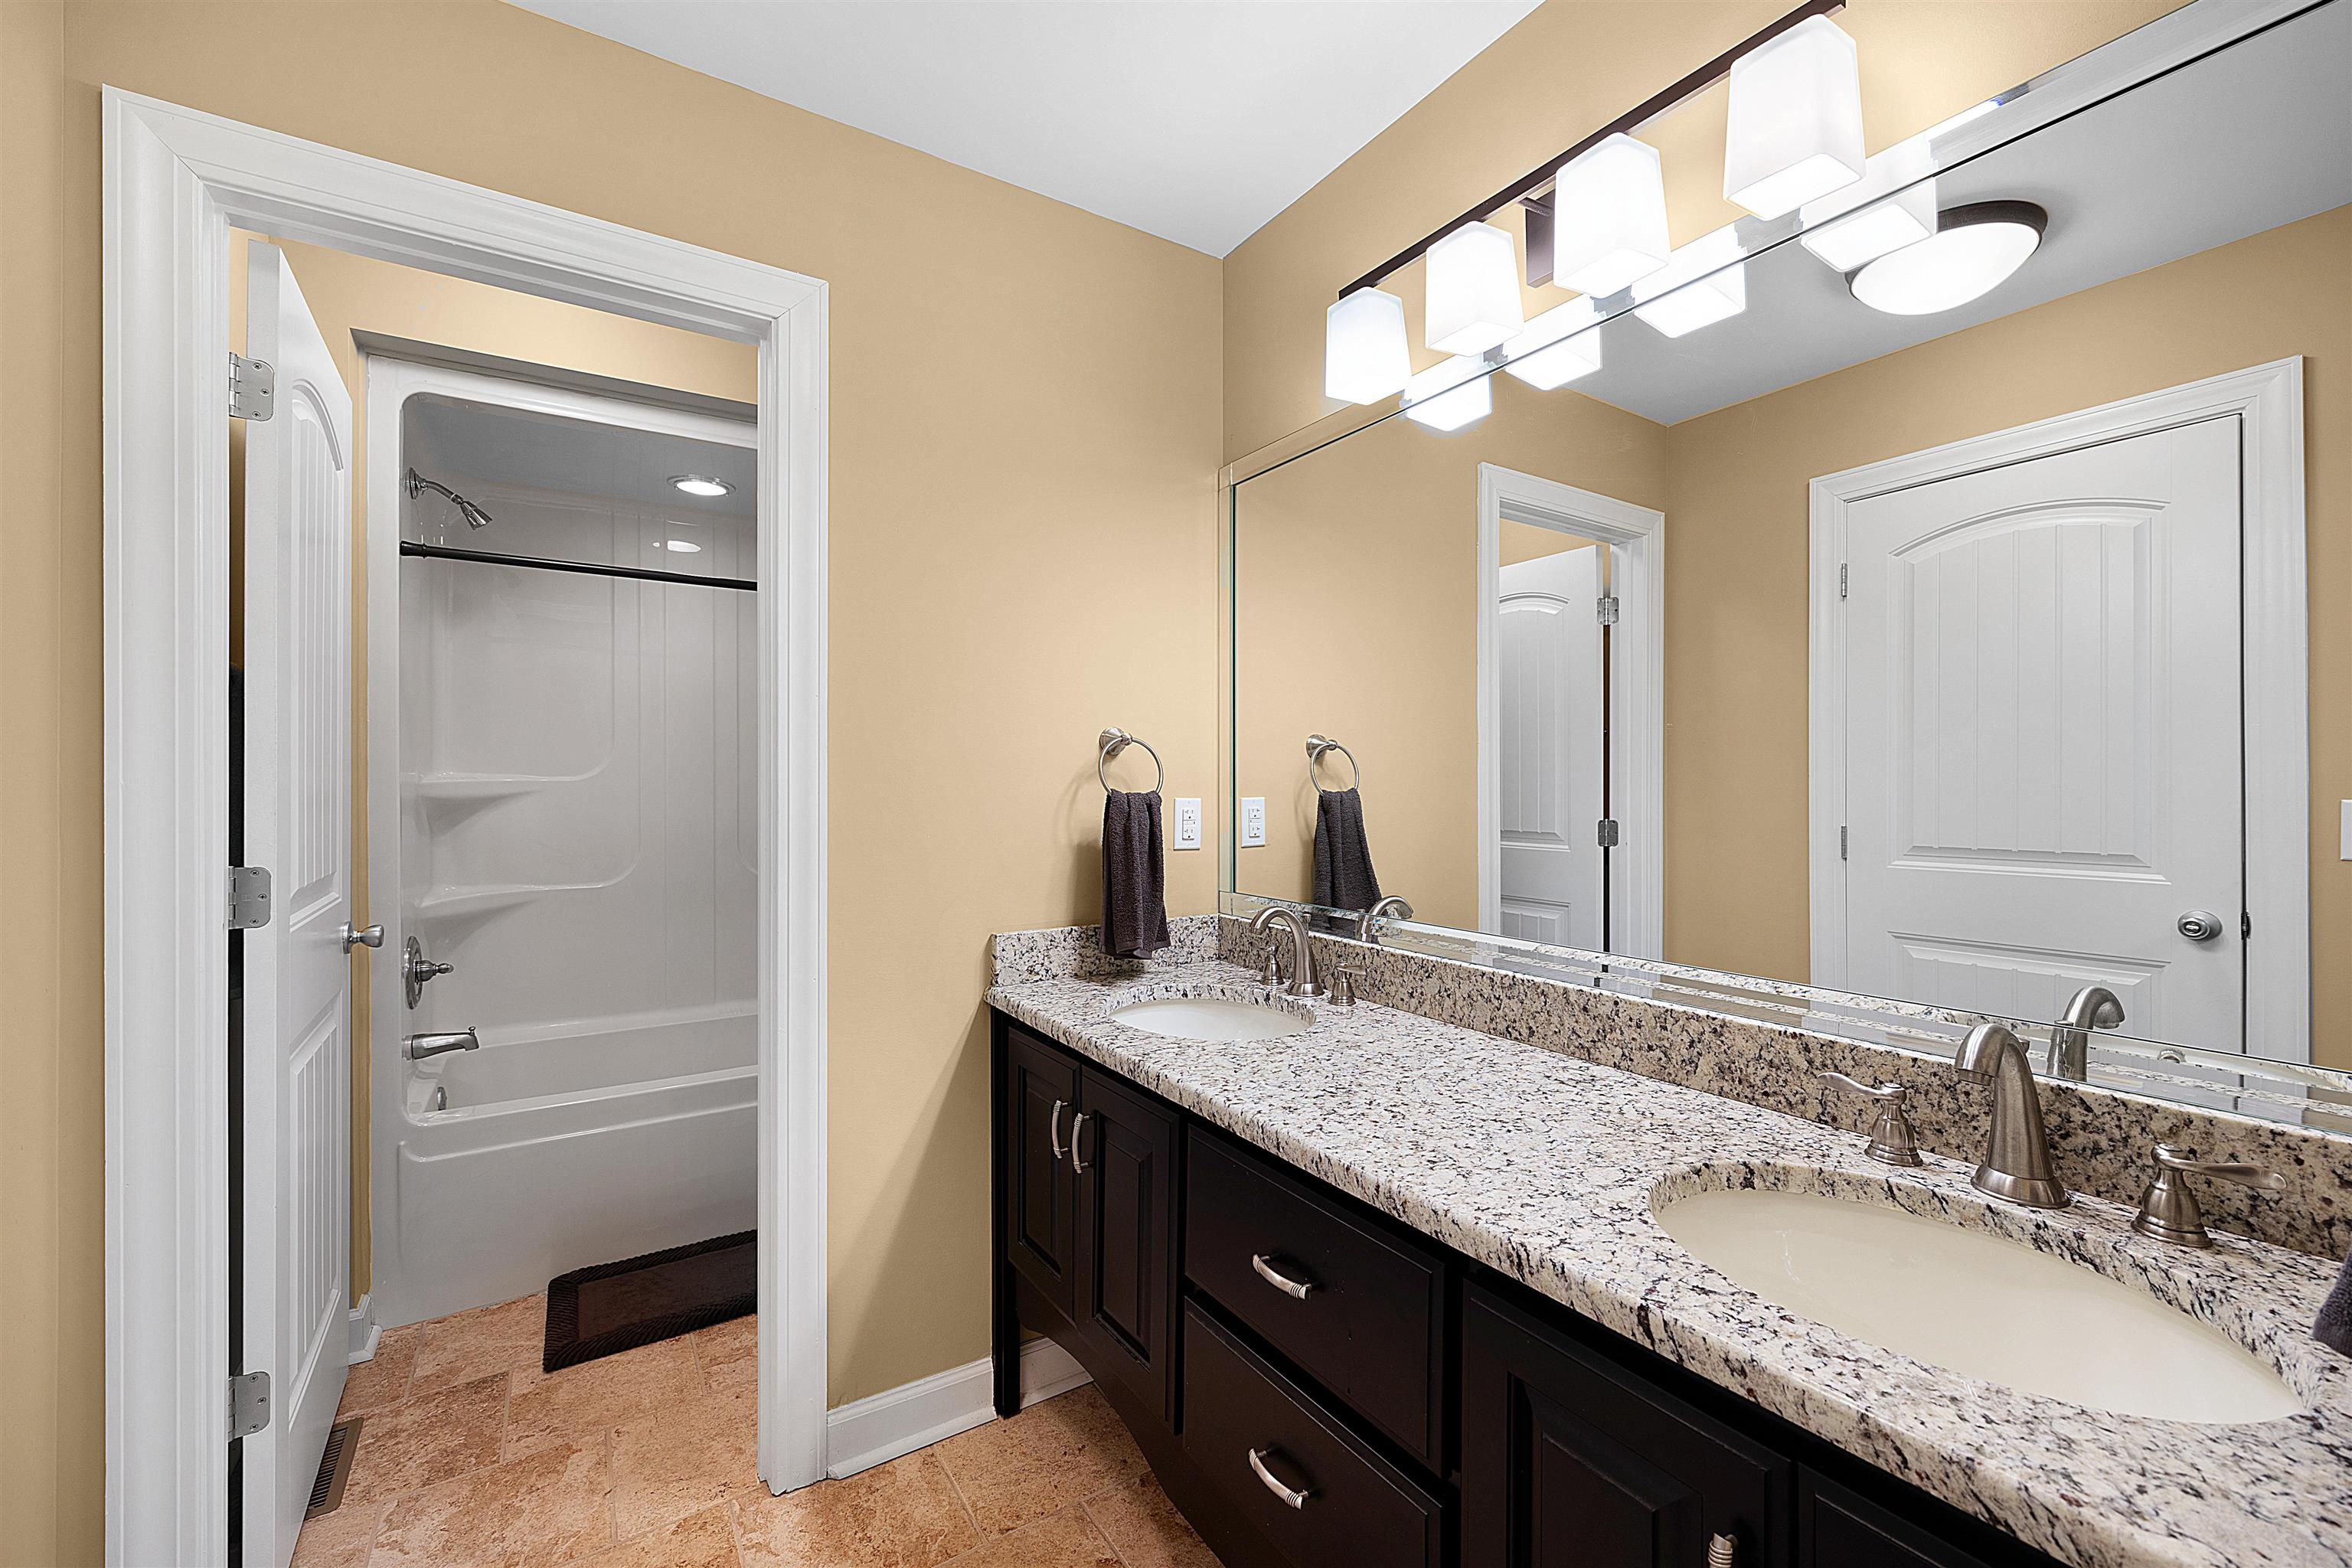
[2176, 910, 2226, 942]
[341, 923, 384, 952]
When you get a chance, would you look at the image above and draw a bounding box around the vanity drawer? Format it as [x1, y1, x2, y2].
[1181, 1301, 1445, 1568]
[1184, 1128, 1447, 1468]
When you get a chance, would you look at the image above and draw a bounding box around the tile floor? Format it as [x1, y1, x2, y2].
[292, 1295, 1223, 1568]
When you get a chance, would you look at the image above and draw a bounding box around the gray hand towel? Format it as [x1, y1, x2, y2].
[1312, 786, 1382, 930]
[1100, 789, 1171, 960]
[2318, 1251, 2352, 1357]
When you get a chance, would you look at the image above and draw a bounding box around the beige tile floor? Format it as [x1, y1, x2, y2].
[293, 1295, 1223, 1568]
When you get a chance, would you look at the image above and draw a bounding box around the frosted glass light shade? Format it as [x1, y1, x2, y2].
[1501, 297, 1604, 390]
[1324, 286, 1412, 404]
[1799, 137, 1937, 273]
[1550, 134, 1671, 296]
[1424, 221, 1524, 354]
[1632, 228, 1746, 338]
[1402, 355, 1492, 432]
[1723, 16, 1866, 219]
[1849, 201, 2045, 315]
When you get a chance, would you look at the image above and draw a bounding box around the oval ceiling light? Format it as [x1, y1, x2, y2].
[1723, 15, 1866, 219]
[1401, 355, 1492, 433]
[670, 474, 733, 498]
[1847, 201, 2047, 316]
[1501, 297, 1604, 390]
[1423, 221, 1524, 355]
[1632, 227, 1747, 338]
[1324, 286, 1412, 405]
[1550, 134, 1670, 297]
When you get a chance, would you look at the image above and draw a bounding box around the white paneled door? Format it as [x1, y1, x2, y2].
[243, 240, 355, 1567]
[1841, 417, 2243, 1046]
[1498, 546, 1606, 948]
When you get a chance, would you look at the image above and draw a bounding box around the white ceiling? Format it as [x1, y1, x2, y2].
[507, 0, 1542, 256]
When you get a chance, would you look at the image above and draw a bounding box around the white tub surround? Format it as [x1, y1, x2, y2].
[988, 934, 2352, 1568]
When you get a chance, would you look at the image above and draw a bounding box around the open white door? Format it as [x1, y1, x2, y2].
[1839, 418, 2243, 1044]
[242, 240, 355, 1566]
[1496, 547, 1607, 948]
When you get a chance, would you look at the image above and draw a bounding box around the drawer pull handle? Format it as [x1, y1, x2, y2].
[1250, 1253, 1315, 1300]
[1070, 1112, 1091, 1174]
[1707, 1533, 1736, 1568]
[1246, 1446, 1312, 1510]
[1047, 1099, 1067, 1161]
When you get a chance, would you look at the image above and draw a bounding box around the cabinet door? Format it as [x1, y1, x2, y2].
[1464, 1287, 1792, 1568]
[1800, 1470, 1999, 1568]
[1003, 1029, 1081, 1323]
[1076, 1065, 1180, 1423]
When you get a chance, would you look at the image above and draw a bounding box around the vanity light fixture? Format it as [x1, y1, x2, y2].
[1798, 136, 1937, 273]
[669, 474, 733, 498]
[1549, 135, 1671, 296]
[1847, 201, 2047, 316]
[1632, 228, 1747, 338]
[1324, 286, 1413, 404]
[1423, 221, 1524, 354]
[1501, 297, 1603, 390]
[1400, 355, 1492, 432]
[1723, 15, 1867, 218]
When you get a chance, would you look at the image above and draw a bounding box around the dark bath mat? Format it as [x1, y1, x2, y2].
[544, 1230, 754, 1373]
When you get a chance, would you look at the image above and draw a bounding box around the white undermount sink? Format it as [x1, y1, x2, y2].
[1656, 1187, 2304, 1425]
[1109, 996, 1308, 1042]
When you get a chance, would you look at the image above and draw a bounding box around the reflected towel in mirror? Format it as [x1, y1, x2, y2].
[2320, 1251, 2352, 1358]
[1101, 789, 1171, 959]
[1312, 787, 1382, 931]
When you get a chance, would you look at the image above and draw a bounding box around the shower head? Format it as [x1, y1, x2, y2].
[404, 466, 495, 530]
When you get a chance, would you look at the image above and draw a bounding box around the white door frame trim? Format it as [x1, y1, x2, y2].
[103, 87, 829, 1567]
[1476, 462, 1666, 958]
[1807, 358, 2307, 1060]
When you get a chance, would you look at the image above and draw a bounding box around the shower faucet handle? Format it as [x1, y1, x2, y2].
[403, 935, 454, 1009]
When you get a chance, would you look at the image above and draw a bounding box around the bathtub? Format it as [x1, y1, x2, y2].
[373, 1008, 756, 1328]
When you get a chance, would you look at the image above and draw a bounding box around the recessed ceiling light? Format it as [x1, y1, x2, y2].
[669, 474, 733, 498]
[1847, 201, 2047, 316]
[664, 540, 703, 554]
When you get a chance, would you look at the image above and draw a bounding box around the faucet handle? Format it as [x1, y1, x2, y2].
[1328, 962, 1365, 1008]
[1817, 1072, 1923, 1167]
[2132, 1142, 2285, 1248]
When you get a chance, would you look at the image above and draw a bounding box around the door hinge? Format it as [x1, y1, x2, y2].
[1839, 563, 1849, 600]
[1840, 825, 1848, 860]
[228, 351, 275, 421]
[227, 865, 273, 929]
[1596, 818, 1621, 848]
[229, 1370, 271, 1439]
[2243, 911, 2254, 941]
[1596, 594, 1620, 626]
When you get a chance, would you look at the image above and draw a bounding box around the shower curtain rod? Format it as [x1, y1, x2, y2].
[399, 539, 756, 592]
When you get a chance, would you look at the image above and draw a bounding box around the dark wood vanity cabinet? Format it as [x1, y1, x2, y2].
[1462, 1285, 1792, 1568]
[991, 1011, 2062, 1568]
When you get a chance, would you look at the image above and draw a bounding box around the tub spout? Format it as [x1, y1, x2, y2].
[407, 1027, 480, 1060]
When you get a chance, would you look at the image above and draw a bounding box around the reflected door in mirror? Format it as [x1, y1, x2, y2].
[1499, 546, 1606, 948]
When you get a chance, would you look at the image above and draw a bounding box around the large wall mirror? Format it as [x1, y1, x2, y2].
[1227, 0, 2351, 1125]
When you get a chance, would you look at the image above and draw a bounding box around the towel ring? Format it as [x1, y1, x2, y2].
[1305, 733, 1361, 792]
[1098, 727, 1165, 793]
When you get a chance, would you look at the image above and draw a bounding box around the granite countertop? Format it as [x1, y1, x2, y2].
[987, 959, 2352, 1568]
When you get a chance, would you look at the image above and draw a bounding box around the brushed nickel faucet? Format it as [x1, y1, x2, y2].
[1251, 906, 1326, 999]
[2048, 985, 2125, 1080]
[1953, 1022, 2069, 1208]
[406, 1027, 480, 1061]
[1355, 895, 1414, 946]
[2131, 1142, 2284, 1247]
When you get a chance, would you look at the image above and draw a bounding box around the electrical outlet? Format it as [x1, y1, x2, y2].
[1240, 796, 1266, 848]
[1171, 797, 1202, 850]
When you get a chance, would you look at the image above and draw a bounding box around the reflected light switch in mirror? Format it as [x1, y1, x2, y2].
[1172, 798, 1202, 851]
[1240, 797, 1266, 848]
[2341, 801, 2350, 861]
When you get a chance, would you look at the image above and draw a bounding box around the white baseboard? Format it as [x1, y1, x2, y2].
[825, 1338, 1090, 1480]
[346, 1294, 382, 1366]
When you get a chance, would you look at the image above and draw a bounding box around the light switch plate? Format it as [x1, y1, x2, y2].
[2341, 800, 2350, 861]
[1171, 797, 1202, 851]
[1240, 796, 1266, 848]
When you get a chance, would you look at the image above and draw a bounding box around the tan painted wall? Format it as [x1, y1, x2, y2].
[1661, 204, 2352, 1064]
[228, 231, 763, 1302]
[1222, 0, 2182, 466]
[1233, 376, 1666, 928]
[2, 3, 1219, 1557]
